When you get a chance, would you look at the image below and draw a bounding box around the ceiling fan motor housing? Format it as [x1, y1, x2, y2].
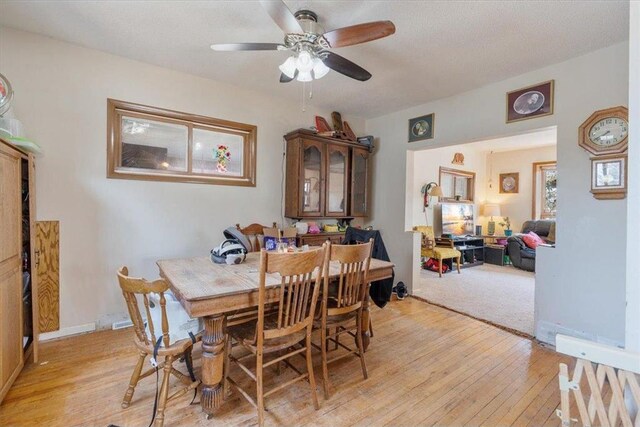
[293, 9, 325, 37]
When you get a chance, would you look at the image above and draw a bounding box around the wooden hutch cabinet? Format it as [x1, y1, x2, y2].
[284, 129, 371, 220]
[0, 138, 39, 404]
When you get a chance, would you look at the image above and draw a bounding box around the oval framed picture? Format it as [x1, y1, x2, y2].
[412, 120, 429, 137]
[513, 90, 545, 115]
[506, 80, 554, 123]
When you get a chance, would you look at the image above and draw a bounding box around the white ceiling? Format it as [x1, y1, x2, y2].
[0, 1, 629, 118]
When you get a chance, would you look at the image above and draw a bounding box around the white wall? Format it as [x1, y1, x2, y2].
[410, 145, 486, 229]
[626, 2, 640, 352]
[0, 27, 364, 331]
[366, 42, 629, 346]
[484, 145, 556, 234]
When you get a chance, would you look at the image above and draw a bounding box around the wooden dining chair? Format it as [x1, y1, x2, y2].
[236, 222, 277, 252]
[117, 267, 200, 427]
[224, 245, 328, 427]
[314, 239, 373, 399]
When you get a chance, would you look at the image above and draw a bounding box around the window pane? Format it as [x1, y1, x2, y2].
[454, 177, 469, 199]
[192, 128, 244, 176]
[352, 151, 367, 215]
[327, 150, 346, 213]
[120, 116, 188, 172]
[303, 145, 322, 213]
[440, 173, 454, 198]
[542, 167, 557, 217]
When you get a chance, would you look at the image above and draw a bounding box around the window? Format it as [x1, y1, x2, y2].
[107, 99, 256, 186]
[533, 161, 557, 219]
[439, 167, 475, 202]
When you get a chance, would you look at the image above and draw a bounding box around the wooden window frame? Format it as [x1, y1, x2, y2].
[532, 161, 557, 219]
[438, 166, 476, 202]
[107, 99, 257, 186]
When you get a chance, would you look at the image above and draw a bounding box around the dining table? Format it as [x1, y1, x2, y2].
[157, 252, 394, 417]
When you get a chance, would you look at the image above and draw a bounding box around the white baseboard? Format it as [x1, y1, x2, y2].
[39, 323, 96, 341]
[536, 321, 624, 349]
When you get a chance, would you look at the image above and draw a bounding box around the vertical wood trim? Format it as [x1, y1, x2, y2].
[531, 161, 557, 219]
[35, 220, 60, 334]
[28, 155, 39, 362]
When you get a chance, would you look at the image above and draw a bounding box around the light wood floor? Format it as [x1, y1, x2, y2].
[0, 298, 568, 426]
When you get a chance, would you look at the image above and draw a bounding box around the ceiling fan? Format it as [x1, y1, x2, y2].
[210, 0, 395, 83]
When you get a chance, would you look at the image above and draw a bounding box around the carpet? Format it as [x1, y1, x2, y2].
[412, 263, 535, 336]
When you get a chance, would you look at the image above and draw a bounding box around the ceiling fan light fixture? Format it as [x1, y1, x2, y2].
[296, 70, 313, 82]
[296, 50, 314, 73]
[312, 58, 330, 79]
[279, 56, 297, 79]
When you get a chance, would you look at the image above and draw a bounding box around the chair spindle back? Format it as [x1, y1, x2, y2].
[256, 245, 328, 342]
[327, 239, 373, 311]
[236, 222, 278, 252]
[117, 266, 171, 348]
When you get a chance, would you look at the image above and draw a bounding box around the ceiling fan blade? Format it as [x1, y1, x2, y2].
[323, 21, 396, 48]
[322, 52, 372, 81]
[280, 70, 298, 83]
[210, 43, 285, 51]
[260, 0, 303, 34]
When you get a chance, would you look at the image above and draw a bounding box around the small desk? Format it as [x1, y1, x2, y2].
[157, 253, 394, 417]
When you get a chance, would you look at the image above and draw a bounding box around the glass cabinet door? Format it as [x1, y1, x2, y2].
[326, 144, 349, 216]
[301, 140, 324, 216]
[351, 147, 369, 217]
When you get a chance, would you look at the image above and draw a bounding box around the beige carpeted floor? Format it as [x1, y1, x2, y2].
[412, 263, 535, 336]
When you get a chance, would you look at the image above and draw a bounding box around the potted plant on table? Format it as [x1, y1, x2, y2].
[499, 217, 512, 236]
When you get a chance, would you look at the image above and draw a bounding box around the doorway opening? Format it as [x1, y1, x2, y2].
[407, 127, 557, 336]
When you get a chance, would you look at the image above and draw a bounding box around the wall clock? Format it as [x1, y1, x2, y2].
[578, 106, 628, 156]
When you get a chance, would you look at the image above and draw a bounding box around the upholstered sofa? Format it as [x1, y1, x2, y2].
[507, 220, 555, 272]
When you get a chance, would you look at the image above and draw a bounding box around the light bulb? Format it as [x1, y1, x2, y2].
[296, 50, 314, 73]
[313, 58, 330, 79]
[297, 70, 313, 82]
[279, 56, 297, 79]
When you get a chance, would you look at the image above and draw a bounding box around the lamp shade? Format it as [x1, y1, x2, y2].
[428, 185, 444, 197]
[483, 203, 501, 217]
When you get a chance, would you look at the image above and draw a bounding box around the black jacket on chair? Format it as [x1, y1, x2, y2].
[341, 227, 394, 308]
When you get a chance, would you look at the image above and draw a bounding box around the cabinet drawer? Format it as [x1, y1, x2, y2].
[299, 235, 331, 247]
[297, 233, 345, 247]
[328, 236, 344, 244]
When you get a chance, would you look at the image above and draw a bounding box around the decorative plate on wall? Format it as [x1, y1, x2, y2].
[500, 172, 519, 194]
[408, 113, 434, 142]
[0, 73, 14, 116]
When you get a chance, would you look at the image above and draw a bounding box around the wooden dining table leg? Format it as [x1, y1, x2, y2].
[201, 314, 226, 418]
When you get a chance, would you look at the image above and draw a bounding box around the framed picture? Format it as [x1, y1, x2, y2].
[408, 113, 434, 142]
[506, 80, 554, 123]
[591, 155, 627, 200]
[499, 172, 519, 194]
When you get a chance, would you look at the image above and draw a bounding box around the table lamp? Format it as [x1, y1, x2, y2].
[483, 203, 501, 236]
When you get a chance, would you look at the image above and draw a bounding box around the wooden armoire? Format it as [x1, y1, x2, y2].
[284, 129, 371, 219]
[0, 138, 39, 403]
